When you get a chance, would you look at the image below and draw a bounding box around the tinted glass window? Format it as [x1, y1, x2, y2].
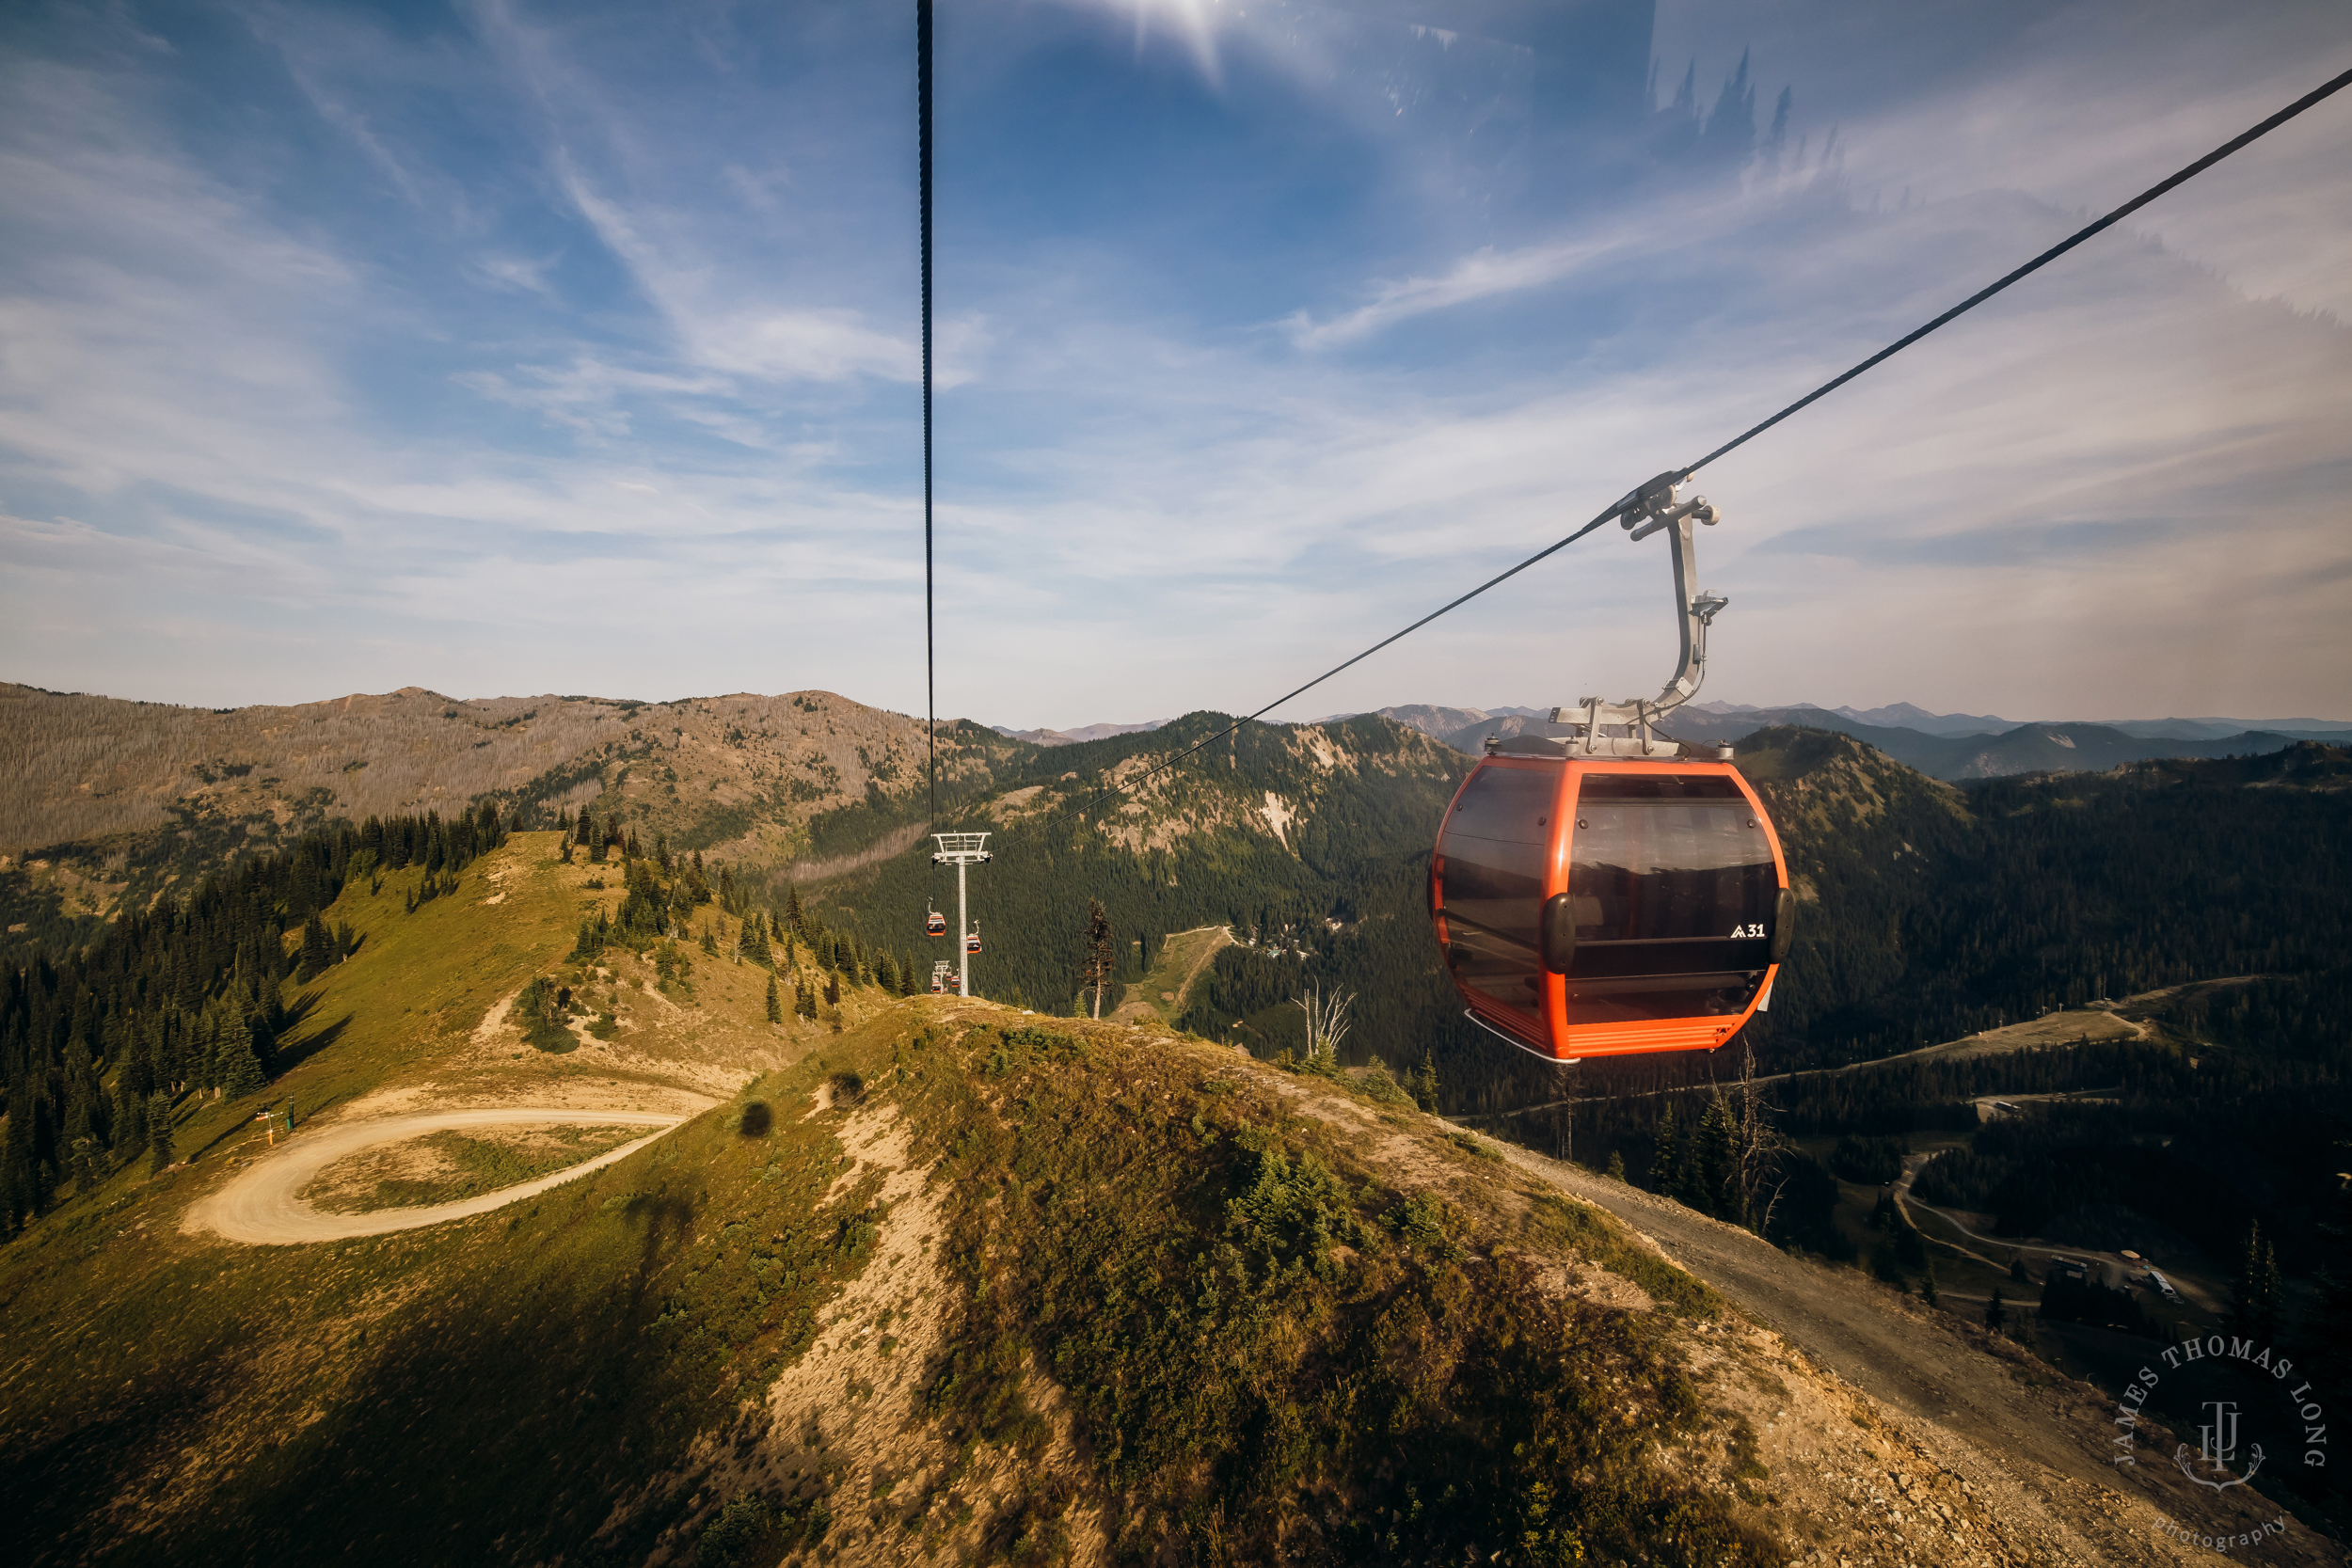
[1445, 764, 1557, 844]
[1578, 773, 1744, 801]
[1437, 763, 1559, 1021]
[1565, 778, 1777, 1021]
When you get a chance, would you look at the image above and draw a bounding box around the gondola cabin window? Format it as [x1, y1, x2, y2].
[1564, 773, 1778, 1022]
[1433, 761, 1564, 1027]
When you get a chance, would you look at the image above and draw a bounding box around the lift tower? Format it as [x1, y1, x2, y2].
[930, 832, 992, 998]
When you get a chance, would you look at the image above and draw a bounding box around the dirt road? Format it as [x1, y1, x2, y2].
[1486, 1138, 2345, 1566]
[183, 1107, 691, 1245]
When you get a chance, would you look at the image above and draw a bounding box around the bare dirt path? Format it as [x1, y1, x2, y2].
[1483, 1137, 2345, 1566]
[183, 1107, 693, 1246]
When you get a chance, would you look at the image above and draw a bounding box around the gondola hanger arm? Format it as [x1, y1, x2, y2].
[1526, 477, 1727, 757]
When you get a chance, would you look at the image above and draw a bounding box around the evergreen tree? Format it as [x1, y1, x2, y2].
[1648, 1104, 1681, 1195]
[1920, 1259, 1939, 1307]
[823, 974, 840, 1006]
[1986, 1288, 2007, 1332]
[1081, 899, 1115, 1020]
[147, 1093, 176, 1174]
[1692, 1094, 1740, 1220]
[224, 1043, 265, 1101]
[588, 816, 607, 862]
[700, 925, 719, 957]
[2231, 1219, 2283, 1343]
[1410, 1051, 1440, 1114]
[296, 915, 331, 983]
[1, 1085, 40, 1233]
[114, 1076, 148, 1164]
[765, 973, 783, 1024]
[1605, 1150, 1627, 1181]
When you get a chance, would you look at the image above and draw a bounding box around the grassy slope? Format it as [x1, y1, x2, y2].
[0, 843, 1810, 1566]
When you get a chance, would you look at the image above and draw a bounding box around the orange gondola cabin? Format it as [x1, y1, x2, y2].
[1427, 474, 1794, 1062]
[1431, 743, 1790, 1060]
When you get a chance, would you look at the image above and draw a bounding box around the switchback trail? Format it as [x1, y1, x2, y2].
[184, 1107, 694, 1245]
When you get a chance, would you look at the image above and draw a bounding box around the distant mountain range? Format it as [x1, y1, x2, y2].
[993, 701, 2350, 780]
[988, 719, 1169, 747]
[1410, 702, 2346, 782]
[1681, 701, 2352, 743]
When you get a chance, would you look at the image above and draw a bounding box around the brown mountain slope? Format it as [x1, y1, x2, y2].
[0, 684, 1032, 947]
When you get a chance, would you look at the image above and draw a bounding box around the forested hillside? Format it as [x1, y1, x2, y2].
[0, 803, 923, 1235]
[804, 720, 2352, 1090]
[803, 712, 1470, 1042]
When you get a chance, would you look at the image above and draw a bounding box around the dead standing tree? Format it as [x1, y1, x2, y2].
[1081, 898, 1116, 1019]
[1733, 1044, 1788, 1234]
[1294, 983, 1353, 1069]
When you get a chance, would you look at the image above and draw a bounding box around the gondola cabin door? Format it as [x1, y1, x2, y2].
[1430, 752, 1790, 1060]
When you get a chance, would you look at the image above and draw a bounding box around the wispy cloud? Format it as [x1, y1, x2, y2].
[1281, 233, 1638, 350]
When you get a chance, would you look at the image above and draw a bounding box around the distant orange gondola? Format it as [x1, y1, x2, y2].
[926, 905, 947, 937]
[964, 924, 982, 956]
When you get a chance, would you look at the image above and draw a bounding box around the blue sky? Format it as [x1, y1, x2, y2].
[1, 0, 2347, 726]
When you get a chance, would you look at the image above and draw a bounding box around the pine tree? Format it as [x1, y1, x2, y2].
[114, 1075, 149, 1164]
[224, 1043, 265, 1101]
[1410, 1051, 1440, 1114]
[1649, 1105, 1681, 1194]
[2231, 1219, 2280, 1341]
[1605, 1150, 1627, 1181]
[589, 816, 607, 862]
[765, 973, 783, 1024]
[1693, 1094, 1740, 1220]
[1986, 1288, 2007, 1331]
[1920, 1259, 1940, 1307]
[296, 915, 331, 983]
[700, 925, 719, 957]
[147, 1093, 176, 1174]
[1081, 899, 1115, 1020]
